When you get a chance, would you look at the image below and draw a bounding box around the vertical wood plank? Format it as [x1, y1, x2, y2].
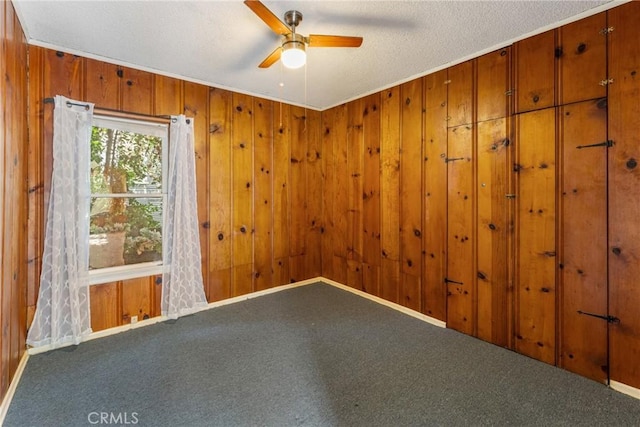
[272, 103, 291, 285]
[120, 67, 153, 114]
[26, 46, 44, 319]
[514, 107, 556, 365]
[400, 79, 423, 310]
[446, 60, 476, 332]
[347, 98, 364, 267]
[380, 87, 401, 302]
[233, 264, 254, 296]
[84, 59, 120, 109]
[557, 13, 606, 106]
[331, 104, 349, 284]
[154, 75, 182, 116]
[16, 16, 28, 365]
[152, 276, 162, 317]
[232, 93, 254, 295]
[184, 82, 210, 299]
[4, 8, 28, 380]
[608, 1, 640, 389]
[321, 108, 337, 279]
[331, 255, 348, 285]
[362, 94, 381, 275]
[272, 258, 290, 287]
[347, 259, 363, 291]
[380, 258, 400, 304]
[253, 98, 273, 291]
[209, 268, 231, 303]
[362, 263, 381, 297]
[446, 124, 475, 335]
[476, 118, 510, 347]
[514, 29, 556, 113]
[305, 109, 322, 278]
[289, 106, 307, 259]
[447, 60, 475, 127]
[90, 282, 121, 331]
[332, 104, 349, 268]
[208, 88, 233, 300]
[1, 2, 9, 392]
[121, 277, 152, 324]
[423, 70, 448, 321]
[558, 99, 608, 383]
[289, 254, 306, 283]
[477, 47, 511, 122]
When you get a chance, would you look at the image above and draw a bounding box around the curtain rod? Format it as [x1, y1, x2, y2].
[42, 98, 188, 124]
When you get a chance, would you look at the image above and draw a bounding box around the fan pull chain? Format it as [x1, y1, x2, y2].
[279, 63, 283, 128]
[304, 61, 308, 131]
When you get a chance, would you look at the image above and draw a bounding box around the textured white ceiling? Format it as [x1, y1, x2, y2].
[13, 0, 620, 110]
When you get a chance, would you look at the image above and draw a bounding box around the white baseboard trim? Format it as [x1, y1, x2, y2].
[28, 315, 170, 356]
[28, 276, 445, 355]
[203, 277, 323, 310]
[28, 277, 325, 356]
[320, 277, 447, 328]
[610, 380, 640, 400]
[0, 351, 29, 425]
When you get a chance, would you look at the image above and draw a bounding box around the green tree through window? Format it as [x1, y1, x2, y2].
[89, 116, 167, 277]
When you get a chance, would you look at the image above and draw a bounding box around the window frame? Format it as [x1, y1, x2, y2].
[88, 115, 169, 286]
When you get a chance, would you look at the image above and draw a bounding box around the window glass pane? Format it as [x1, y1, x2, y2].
[90, 197, 162, 269]
[90, 126, 163, 194]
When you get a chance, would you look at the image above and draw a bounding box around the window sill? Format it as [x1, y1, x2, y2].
[89, 262, 164, 286]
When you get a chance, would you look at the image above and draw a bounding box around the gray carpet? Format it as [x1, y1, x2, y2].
[5, 282, 640, 426]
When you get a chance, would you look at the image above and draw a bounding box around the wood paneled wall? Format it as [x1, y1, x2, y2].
[27, 47, 322, 333]
[322, 1, 640, 390]
[0, 0, 28, 403]
[14, 0, 640, 397]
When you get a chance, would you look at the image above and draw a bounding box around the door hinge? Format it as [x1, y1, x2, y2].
[444, 278, 464, 285]
[598, 78, 614, 86]
[577, 310, 620, 324]
[445, 157, 465, 163]
[599, 26, 615, 36]
[577, 140, 614, 149]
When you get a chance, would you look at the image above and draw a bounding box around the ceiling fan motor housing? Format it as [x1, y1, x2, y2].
[283, 33, 305, 49]
[284, 10, 303, 29]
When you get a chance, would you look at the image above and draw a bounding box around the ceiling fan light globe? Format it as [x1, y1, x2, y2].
[281, 41, 306, 69]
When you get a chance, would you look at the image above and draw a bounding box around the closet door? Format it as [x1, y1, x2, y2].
[558, 99, 608, 383]
[446, 123, 475, 335]
[446, 61, 476, 335]
[476, 118, 510, 347]
[475, 48, 513, 348]
[608, 1, 640, 390]
[514, 108, 556, 365]
[423, 70, 448, 321]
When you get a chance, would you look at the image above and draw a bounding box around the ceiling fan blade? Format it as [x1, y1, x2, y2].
[244, 0, 290, 35]
[307, 34, 363, 48]
[259, 46, 282, 68]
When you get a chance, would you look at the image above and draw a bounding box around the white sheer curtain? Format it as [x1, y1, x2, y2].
[162, 115, 207, 319]
[27, 96, 93, 348]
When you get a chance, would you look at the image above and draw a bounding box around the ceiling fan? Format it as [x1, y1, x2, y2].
[244, 0, 363, 69]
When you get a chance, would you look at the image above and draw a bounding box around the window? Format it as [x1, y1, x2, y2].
[89, 116, 168, 284]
